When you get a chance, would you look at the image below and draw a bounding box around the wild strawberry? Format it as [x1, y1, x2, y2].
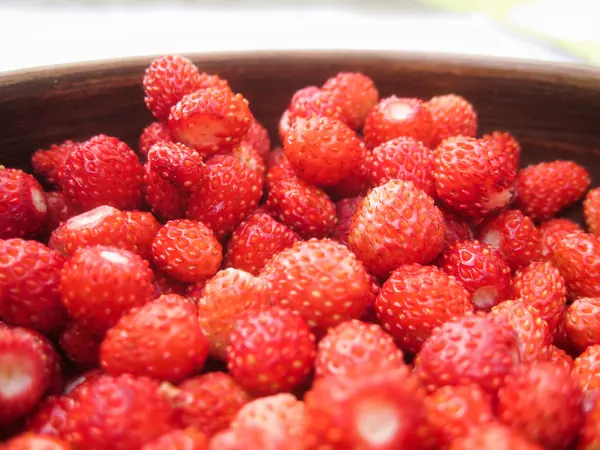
[442, 209, 474, 249]
[186, 154, 263, 239]
[325, 148, 372, 200]
[449, 423, 543, 450]
[175, 372, 249, 437]
[516, 160, 590, 221]
[152, 269, 188, 298]
[553, 307, 579, 354]
[482, 130, 520, 173]
[425, 94, 477, 148]
[59, 134, 144, 211]
[433, 136, 516, 219]
[26, 395, 74, 439]
[139, 121, 173, 157]
[209, 425, 286, 450]
[553, 232, 600, 297]
[490, 300, 551, 362]
[143, 55, 203, 121]
[565, 297, 600, 351]
[363, 96, 434, 148]
[584, 187, 600, 236]
[548, 345, 574, 371]
[31, 140, 79, 187]
[0, 326, 50, 423]
[265, 147, 296, 190]
[59, 321, 102, 367]
[63, 374, 177, 450]
[63, 369, 103, 396]
[260, 239, 372, 332]
[415, 312, 520, 394]
[169, 88, 252, 158]
[284, 116, 363, 186]
[331, 196, 362, 247]
[288, 86, 347, 123]
[579, 392, 600, 450]
[322, 72, 379, 130]
[376, 264, 473, 353]
[348, 179, 446, 278]
[227, 307, 315, 395]
[573, 345, 600, 395]
[229, 141, 266, 177]
[424, 384, 494, 448]
[0, 239, 67, 333]
[147, 141, 204, 188]
[242, 117, 270, 158]
[101, 295, 209, 382]
[479, 209, 541, 270]
[278, 109, 292, 142]
[367, 136, 434, 195]
[539, 218, 583, 260]
[60, 245, 154, 333]
[439, 240, 511, 311]
[304, 368, 429, 450]
[512, 261, 566, 333]
[143, 162, 188, 221]
[265, 177, 336, 239]
[0, 168, 47, 239]
[224, 212, 300, 275]
[4, 434, 71, 450]
[315, 320, 405, 379]
[44, 191, 75, 236]
[497, 362, 583, 449]
[197, 268, 270, 359]
[151, 219, 222, 283]
[141, 428, 208, 450]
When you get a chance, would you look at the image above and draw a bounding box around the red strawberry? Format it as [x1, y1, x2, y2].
[60, 245, 154, 333]
[278, 109, 293, 143]
[143, 162, 189, 221]
[59, 134, 144, 211]
[578, 392, 600, 450]
[224, 212, 300, 275]
[565, 297, 600, 351]
[539, 218, 583, 261]
[490, 300, 551, 362]
[449, 423, 543, 450]
[424, 384, 494, 448]
[63, 369, 103, 396]
[31, 140, 79, 187]
[147, 141, 205, 188]
[59, 321, 102, 367]
[63, 374, 177, 450]
[242, 118, 271, 158]
[169, 88, 252, 158]
[26, 395, 75, 439]
[433, 136, 516, 219]
[139, 121, 173, 157]
[288, 86, 347, 123]
[553, 232, 600, 297]
[415, 312, 520, 394]
[573, 345, 600, 395]
[0, 239, 67, 333]
[197, 268, 270, 358]
[151, 219, 222, 283]
[14, 328, 63, 395]
[321, 72, 379, 130]
[439, 240, 511, 311]
[584, 187, 600, 236]
[228, 141, 266, 178]
[284, 116, 363, 186]
[553, 307, 579, 354]
[4, 434, 71, 450]
[143, 55, 203, 121]
[304, 368, 429, 450]
[186, 154, 263, 239]
[482, 130, 521, 174]
[425, 94, 477, 148]
[348, 179, 446, 278]
[260, 239, 372, 332]
[101, 295, 209, 382]
[331, 196, 362, 247]
[0, 168, 47, 239]
[210, 425, 287, 450]
[265, 177, 336, 239]
[367, 136, 434, 195]
[44, 191, 76, 236]
[227, 307, 316, 395]
[141, 428, 208, 450]
[175, 372, 249, 437]
[516, 160, 590, 221]
[315, 319, 405, 379]
[479, 209, 541, 270]
[324, 145, 371, 200]
[265, 147, 297, 191]
[512, 261, 566, 333]
[548, 345, 573, 371]
[497, 361, 583, 449]
[376, 264, 473, 353]
[363, 96, 434, 148]
[0, 326, 50, 423]
[441, 209, 474, 249]
[49, 206, 160, 259]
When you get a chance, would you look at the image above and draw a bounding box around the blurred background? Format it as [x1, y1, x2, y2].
[1, 0, 597, 72]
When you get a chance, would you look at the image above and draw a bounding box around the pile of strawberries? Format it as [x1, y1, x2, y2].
[2, 54, 600, 450]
